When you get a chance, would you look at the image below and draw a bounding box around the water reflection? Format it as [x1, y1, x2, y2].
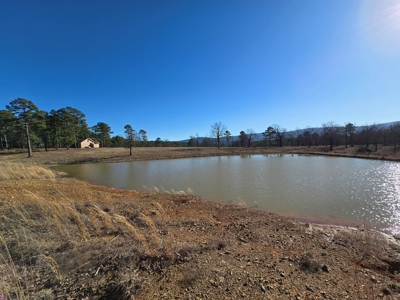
[57, 155, 400, 234]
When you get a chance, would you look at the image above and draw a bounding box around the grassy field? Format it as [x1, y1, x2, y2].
[1, 148, 400, 299]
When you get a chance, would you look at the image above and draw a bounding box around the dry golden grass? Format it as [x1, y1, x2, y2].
[0, 161, 56, 181]
[0, 168, 189, 298]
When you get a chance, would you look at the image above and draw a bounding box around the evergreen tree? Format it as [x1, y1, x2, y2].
[0, 110, 18, 150]
[124, 125, 134, 155]
[92, 122, 113, 147]
[6, 98, 40, 157]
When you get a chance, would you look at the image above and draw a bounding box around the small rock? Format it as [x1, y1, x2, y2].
[321, 265, 330, 273]
[306, 285, 314, 292]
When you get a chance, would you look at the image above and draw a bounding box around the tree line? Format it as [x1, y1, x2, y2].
[0, 98, 180, 157]
[2, 98, 400, 157]
[189, 121, 400, 153]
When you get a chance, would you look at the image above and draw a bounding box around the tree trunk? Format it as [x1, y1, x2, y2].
[25, 122, 32, 157]
[55, 132, 60, 150]
[129, 145, 132, 156]
[54, 120, 60, 150]
[45, 133, 49, 151]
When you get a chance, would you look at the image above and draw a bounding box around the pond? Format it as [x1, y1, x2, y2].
[57, 154, 400, 234]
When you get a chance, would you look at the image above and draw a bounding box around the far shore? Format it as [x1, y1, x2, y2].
[1, 145, 399, 167]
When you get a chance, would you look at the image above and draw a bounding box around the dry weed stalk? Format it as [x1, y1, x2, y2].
[37, 254, 62, 282]
[88, 204, 114, 231]
[153, 202, 164, 212]
[136, 213, 161, 252]
[236, 196, 248, 209]
[363, 217, 373, 251]
[186, 187, 195, 196]
[0, 235, 27, 300]
[113, 214, 147, 246]
[65, 206, 90, 240]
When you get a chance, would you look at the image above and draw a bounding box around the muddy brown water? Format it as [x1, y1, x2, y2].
[57, 154, 400, 234]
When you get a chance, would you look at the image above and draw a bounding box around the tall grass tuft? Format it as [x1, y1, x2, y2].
[0, 162, 56, 180]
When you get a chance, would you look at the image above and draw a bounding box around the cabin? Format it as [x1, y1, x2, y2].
[80, 138, 100, 148]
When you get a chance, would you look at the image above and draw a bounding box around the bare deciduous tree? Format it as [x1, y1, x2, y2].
[210, 122, 227, 148]
[390, 123, 400, 153]
[273, 125, 286, 147]
[246, 129, 255, 148]
[322, 122, 340, 151]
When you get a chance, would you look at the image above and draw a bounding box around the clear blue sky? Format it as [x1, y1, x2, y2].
[1, 0, 399, 141]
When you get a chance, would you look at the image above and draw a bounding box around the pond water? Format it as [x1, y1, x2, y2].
[57, 154, 400, 234]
